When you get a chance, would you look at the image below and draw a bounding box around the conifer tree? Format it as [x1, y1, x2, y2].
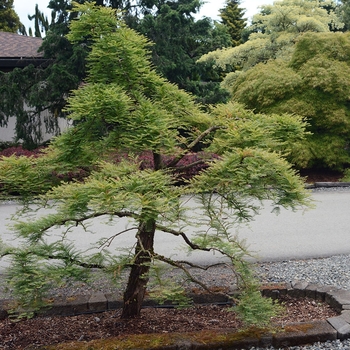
[28, 4, 51, 37]
[0, 0, 22, 33]
[219, 0, 247, 46]
[0, 3, 310, 323]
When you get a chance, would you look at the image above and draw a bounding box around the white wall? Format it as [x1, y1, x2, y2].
[0, 112, 70, 144]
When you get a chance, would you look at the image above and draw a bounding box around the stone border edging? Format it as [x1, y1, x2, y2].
[2, 281, 350, 349]
[262, 281, 350, 341]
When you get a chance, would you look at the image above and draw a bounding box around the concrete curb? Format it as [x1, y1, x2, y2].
[2, 281, 350, 349]
[306, 181, 350, 189]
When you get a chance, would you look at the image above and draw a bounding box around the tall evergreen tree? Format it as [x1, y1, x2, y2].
[0, 0, 22, 33]
[219, 0, 247, 46]
[338, 0, 350, 30]
[28, 4, 51, 37]
[136, 0, 232, 104]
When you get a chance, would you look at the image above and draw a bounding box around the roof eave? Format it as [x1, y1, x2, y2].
[0, 57, 50, 70]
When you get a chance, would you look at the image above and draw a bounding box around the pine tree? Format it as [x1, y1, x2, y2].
[28, 4, 51, 37]
[219, 0, 247, 46]
[0, 0, 22, 33]
[0, 3, 311, 323]
[136, 0, 232, 104]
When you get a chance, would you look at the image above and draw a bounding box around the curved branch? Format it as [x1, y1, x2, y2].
[19, 210, 139, 238]
[155, 224, 210, 251]
[153, 253, 239, 304]
[1, 249, 106, 269]
[173, 159, 210, 172]
[98, 226, 138, 249]
[167, 125, 223, 168]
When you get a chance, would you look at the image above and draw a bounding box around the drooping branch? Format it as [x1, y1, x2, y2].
[155, 223, 254, 279]
[98, 226, 138, 249]
[153, 253, 239, 304]
[155, 224, 211, 251]
[0, 249, 106, 269]
[17, 210, 139, 239]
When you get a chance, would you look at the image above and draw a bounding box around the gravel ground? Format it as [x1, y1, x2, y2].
[250, 186, 350, 350]
[250, 339, 350, 350]
[253, 254, 350, 350]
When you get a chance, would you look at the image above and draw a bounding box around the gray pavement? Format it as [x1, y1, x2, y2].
[1, 188, 350, 269]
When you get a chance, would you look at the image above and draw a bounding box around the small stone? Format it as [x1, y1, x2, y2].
[208, 319, 220, 324]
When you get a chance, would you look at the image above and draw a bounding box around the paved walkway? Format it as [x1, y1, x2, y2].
[1, 187, 350, 269]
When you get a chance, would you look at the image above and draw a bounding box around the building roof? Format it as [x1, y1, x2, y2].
[0, 31, 47, 71]
[0, 31, 43, 58]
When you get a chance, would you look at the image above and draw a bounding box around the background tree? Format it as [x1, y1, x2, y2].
[0, 0, 23, 33]
[219, 0, 247, 46]
[337, 0, 350, 30]
[227, 31, 350, 170]
[0, 0, 91, 149]
[199, 0, 344, 83]
[0, 3, 310, 324]
[0, 0, 231, 147]
[27, 4, 52, 37]
[130, 0, 233, 104]
[0, 27, 88, 149]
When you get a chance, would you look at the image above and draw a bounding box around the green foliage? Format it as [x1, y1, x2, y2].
[0, 0, 231, 147]
[135, 0, 232, 104]
[341, 167, 350, 181]
[228, 32, 350, 170]
[219, 0, 247, 46]
[0, 154, 59, 197]
[232, 260, 283, 327]
[147, 265, 192, 308]
[27, 4, 51, 37]
[234, 288, 283, 327]
[337, 0, 350, 31]
[199, 0, 344, 81]
[5, 241, 91, 317]
[0, 3, 311, 325]
[0, 0, 22, 33]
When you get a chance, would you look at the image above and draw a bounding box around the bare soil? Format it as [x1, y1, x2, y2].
[0, 295, 338, 350]
[300, 168, 344, 183]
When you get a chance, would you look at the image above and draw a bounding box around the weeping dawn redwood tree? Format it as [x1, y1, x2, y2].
[0, 2, 310, 324]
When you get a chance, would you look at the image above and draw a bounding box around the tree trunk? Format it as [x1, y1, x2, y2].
[121, 218, 156, 319]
